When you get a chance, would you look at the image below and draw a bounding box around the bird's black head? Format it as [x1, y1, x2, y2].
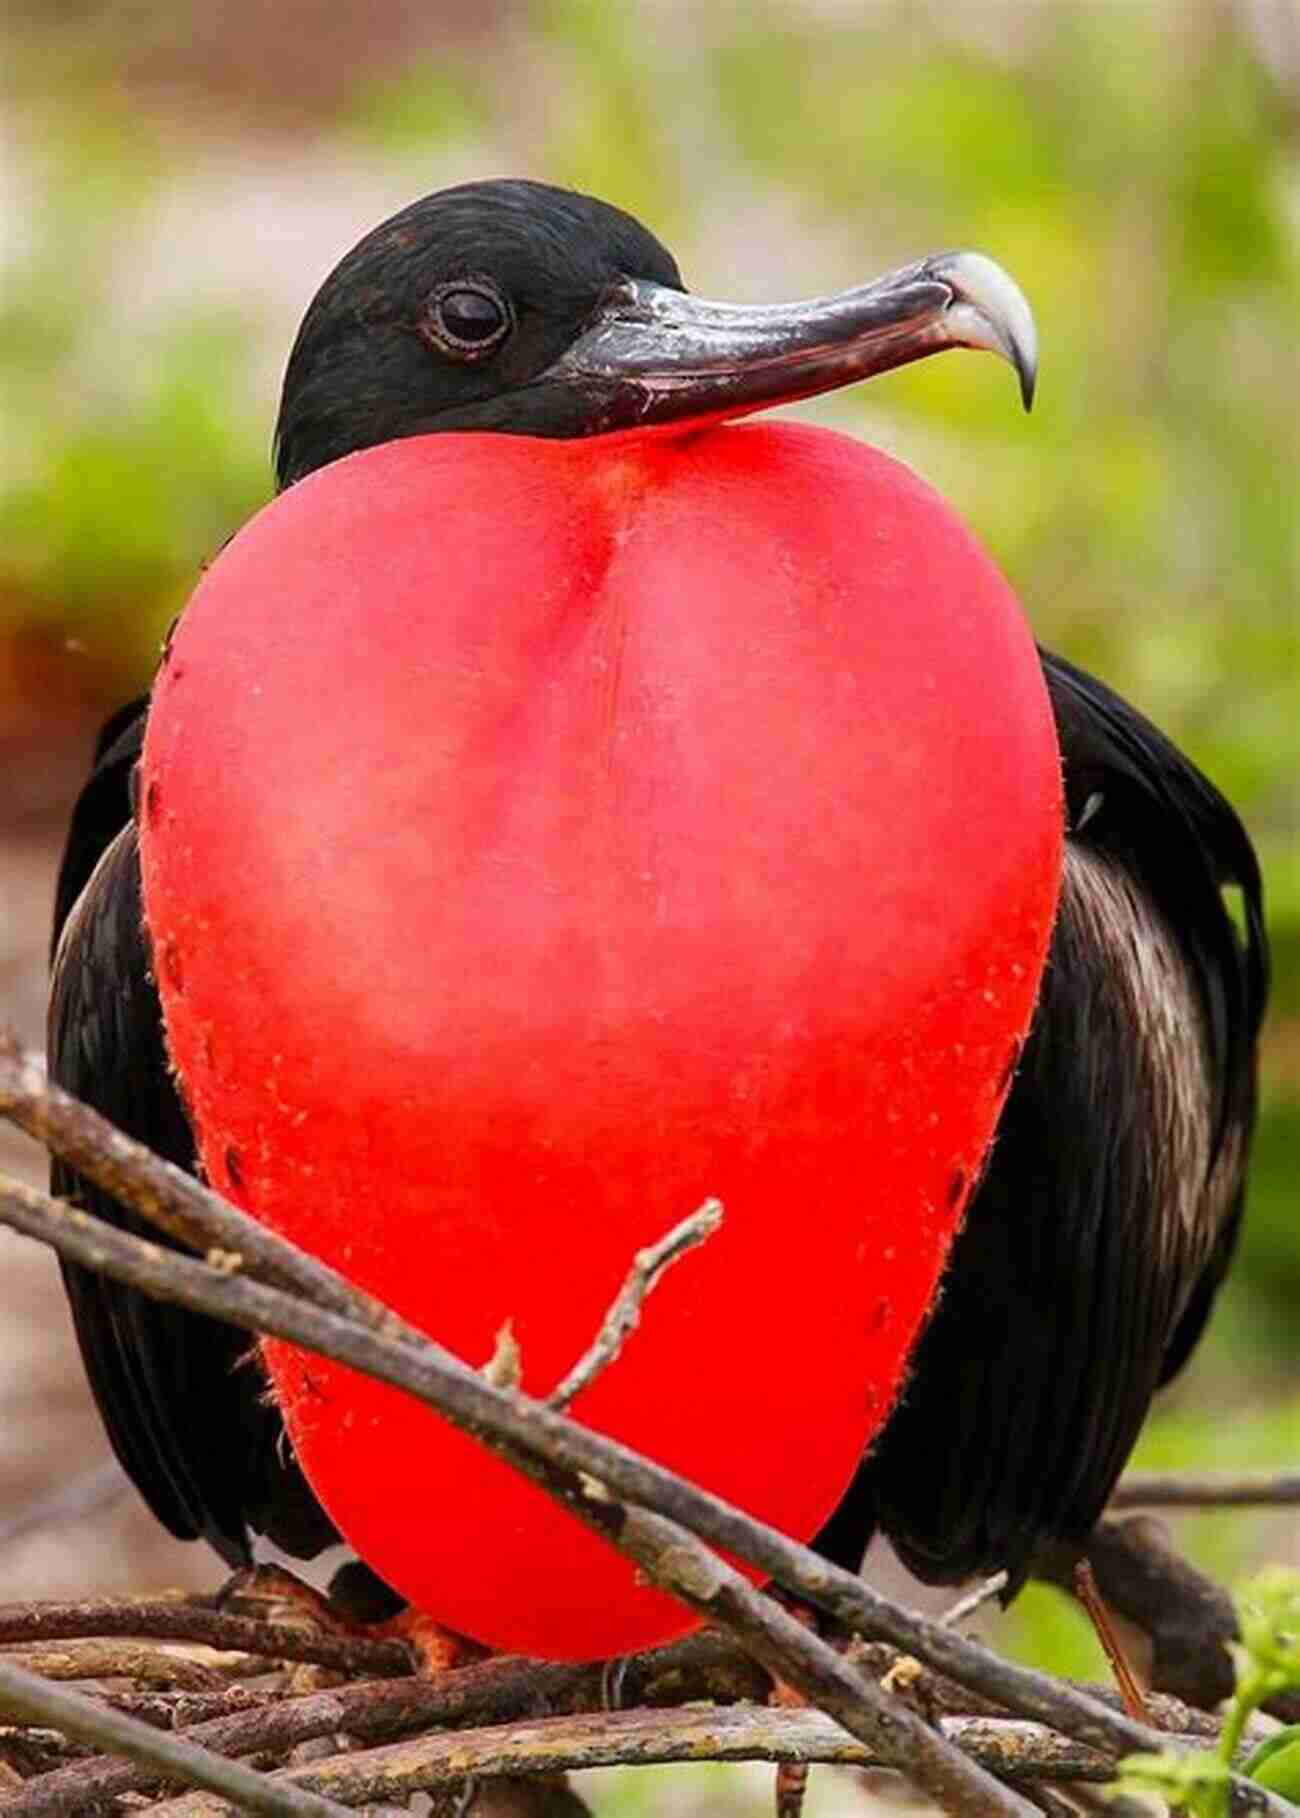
[275, 180, 684, 487]
[275, 177, 1037, 490]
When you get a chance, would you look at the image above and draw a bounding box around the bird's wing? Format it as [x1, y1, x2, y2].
[817, 649, 1266, 1588]
[49, 707, 338, 1567]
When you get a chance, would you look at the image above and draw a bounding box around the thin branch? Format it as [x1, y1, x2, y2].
[0, 1596, 410, 1679]
[0, 1659, 352, 1818]
[612, 1501, 1036, 1817]
[0, 1050, 1289, 1817]
[145, 1706, 1219, 1816]
[103, 1684, 275, 1726]
[546, 1199, 723, 1409]
[940, 1574, 1009, 1629]
[0, 1644, 231, 1692]
[0, 1034, 414, 1340]
[1110, 1472, 1300, 1510]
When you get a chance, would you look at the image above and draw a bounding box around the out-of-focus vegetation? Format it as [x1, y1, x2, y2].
[1, 0, 1296, 1796]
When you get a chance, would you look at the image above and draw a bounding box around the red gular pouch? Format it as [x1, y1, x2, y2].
[140, 419, 1061, 1660]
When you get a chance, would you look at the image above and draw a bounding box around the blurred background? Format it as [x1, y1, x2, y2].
[0, 1, 1296, 1811]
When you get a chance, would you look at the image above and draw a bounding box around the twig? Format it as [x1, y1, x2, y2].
[0, 1659, 352, 1818]
[617, 1501, 1036, 1816]
[0, 1035, 413, 1339]
[1071, 1563, 1153, 1727]
[1111, 1472, 1300, 1510]
[545, 1200, 723, 1409]
[0, 1058, 1289, 1817]
[940, 1574, 1010, 1629]
[0, 1643, 229, 1692]
[0, 1596, 410, 1679]
[0, 1727, 92, 1778]
[103, 1684, 275, 1726]
[142, 1704, 1165, 1814]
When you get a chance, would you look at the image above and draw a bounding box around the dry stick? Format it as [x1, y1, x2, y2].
[0, 1176, 1027, 1818]
[546, 1199, 724, 1409]
[0, 1597, 410, 1679]
[0, 1644, 230, 1693]
[0, 1034, 412, 1335]
[615, 1502, 1033, 1818]
[940, 1574, 1009, 1630]
[147, 1705, 1210, 1817]
[0, 1062, 1286, 1817]
[0, 1660, 351, 1818]
[1110, 1472, 1300, 1510]
[1, 1032, 717, 1412]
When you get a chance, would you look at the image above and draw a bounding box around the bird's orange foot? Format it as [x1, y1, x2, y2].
[369, 1606, 487, 1675]
[213, 1563, 483, 1675]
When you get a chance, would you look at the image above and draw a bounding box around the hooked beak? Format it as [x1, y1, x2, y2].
[547, 251, 1037, 435]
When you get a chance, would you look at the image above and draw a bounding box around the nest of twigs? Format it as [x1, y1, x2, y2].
[1, 1029, 1297, 1818]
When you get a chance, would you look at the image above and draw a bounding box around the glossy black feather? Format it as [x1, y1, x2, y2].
[814, 649, 1267, 1587]
[49, 714, 338, 1569]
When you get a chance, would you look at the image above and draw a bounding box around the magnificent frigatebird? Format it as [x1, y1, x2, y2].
[49, 181, 1266, 1638]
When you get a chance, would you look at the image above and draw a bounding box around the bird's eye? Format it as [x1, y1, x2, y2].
[425, 282, 512, 359]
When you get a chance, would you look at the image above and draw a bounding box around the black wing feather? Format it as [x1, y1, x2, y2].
[817, 647, 1267, 1587]
[49, 711, 336, 1567]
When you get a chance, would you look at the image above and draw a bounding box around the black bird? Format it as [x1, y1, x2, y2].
[49, 180, 1267, 1615]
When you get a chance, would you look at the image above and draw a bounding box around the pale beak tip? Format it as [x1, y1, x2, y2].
[931, 250, 1039, 415]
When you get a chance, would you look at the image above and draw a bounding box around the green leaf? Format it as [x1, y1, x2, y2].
[1112, 1747, 1231, 1818]
[1243, 1726, 1300, 1800]
[1238, 1569, 1300, 1689]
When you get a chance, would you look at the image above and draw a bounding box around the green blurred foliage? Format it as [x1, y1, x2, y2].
[2, 0, 1297, 1726]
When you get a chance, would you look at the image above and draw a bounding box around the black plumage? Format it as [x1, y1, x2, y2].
[49, 180, 1267, 1605]
[813, 653, 1265, 1587]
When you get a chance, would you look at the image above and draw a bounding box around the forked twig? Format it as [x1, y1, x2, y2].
[546, 1198, 724, 1408]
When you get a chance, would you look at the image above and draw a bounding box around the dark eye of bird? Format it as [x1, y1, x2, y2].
[426, 282, 512, 359]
